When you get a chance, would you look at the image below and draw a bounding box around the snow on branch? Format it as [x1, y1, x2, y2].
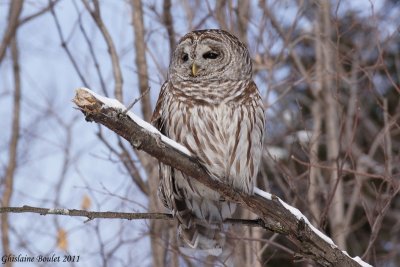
[72, 88, 372, 267]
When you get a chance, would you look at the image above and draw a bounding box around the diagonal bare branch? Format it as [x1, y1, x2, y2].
[70, 88, 371, 267]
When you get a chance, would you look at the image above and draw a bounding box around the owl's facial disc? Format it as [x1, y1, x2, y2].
[190, 49, 219, 76]
[175, 38, 225, 79]
[190, 41, 224, 78]
[170, 30, 252, 84]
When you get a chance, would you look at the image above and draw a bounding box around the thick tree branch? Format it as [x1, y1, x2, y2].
[71, 88, 371, 267]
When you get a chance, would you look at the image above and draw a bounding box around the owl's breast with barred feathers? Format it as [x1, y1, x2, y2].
[162, 79, 264, 196]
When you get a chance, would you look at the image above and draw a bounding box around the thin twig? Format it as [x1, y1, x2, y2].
[362, 185, 400, 259]
[50, 0, 89, 87]
[292, 155, 387, 180]
[72, 0, 108, 97]
[82, 0, 123, 102]
[123, 87, 151, 114]
[18, 0, 59, 26]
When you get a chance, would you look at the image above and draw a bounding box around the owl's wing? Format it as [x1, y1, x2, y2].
[151, 81, 169, 131]
[151, 82, 191, 225]
[151, 82, 172, 208]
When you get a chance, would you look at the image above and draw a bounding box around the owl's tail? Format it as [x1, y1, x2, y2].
[178, 221, 226, 256]
[174, 200, 237, 257]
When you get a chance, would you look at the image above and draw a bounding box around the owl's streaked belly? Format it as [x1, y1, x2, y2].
[166, 101, 257, 199]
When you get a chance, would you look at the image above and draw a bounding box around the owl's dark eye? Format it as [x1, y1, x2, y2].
[203, 51, 219, 59]
[182, 53, 189, 62]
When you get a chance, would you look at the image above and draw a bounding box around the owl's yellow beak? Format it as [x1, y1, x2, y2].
[191, 63, 199, 76]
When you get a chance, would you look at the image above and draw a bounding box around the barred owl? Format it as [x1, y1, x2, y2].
[151, 29, 264, 255]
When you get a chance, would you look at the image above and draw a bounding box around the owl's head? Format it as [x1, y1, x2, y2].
[169, 29, 252, 82]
